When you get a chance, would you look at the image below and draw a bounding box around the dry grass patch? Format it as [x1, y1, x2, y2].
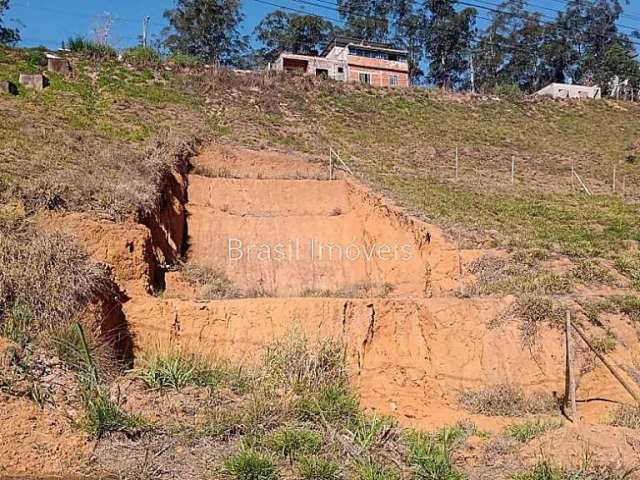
[467, 252, 571, 296]
[180, 262, 239, 300]
[610, 405, 640, 429]
[458, 384, 556, 417]
[0, 221, 110, 344]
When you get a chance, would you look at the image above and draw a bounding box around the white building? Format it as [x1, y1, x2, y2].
[535, 82, 601, 99]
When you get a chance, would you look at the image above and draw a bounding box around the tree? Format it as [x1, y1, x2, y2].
[163, 0, 248, 66]
[254, 10, 335, 64]
[424, 0, 477, 88]
[391, 0, 428, 82]
[598, 43, 640, 93]
[0, 0, 20, 45]
[337, 0, 393, 42]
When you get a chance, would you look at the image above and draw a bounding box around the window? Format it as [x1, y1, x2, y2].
[390, 75, 399, 87]
[337, 67, 344, 73]
[359, 73, 371, 84]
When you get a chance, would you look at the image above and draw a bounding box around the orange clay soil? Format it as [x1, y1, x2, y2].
[5, 143, 639, 476]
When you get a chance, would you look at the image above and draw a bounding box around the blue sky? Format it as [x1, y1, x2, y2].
[5, 0, 640, 51]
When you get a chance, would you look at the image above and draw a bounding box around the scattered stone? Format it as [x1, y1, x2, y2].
[47, 55, 71, 75]
[19, 73, 49, 90]
[0, 80, 18, 95]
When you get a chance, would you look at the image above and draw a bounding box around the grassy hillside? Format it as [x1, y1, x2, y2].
[2, 45, 640, 260]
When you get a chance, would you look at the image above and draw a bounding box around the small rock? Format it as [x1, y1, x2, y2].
[0, 80, 18, 95]
[19, 73, 49, 90]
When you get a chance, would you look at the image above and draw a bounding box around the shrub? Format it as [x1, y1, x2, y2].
[506, 418, 561, 443]
[66, 36, 117, 60]
[222, 450, 279, 480]
[122, 46, 161, 66]
[266, 427, 322, 460]
[297, 456, 340, 480]
[458, 384, 556, 417]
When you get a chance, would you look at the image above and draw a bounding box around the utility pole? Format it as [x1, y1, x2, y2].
[142, 16, 151, 48]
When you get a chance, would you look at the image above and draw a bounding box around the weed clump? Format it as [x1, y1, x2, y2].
[506, 418, 562, 443]
[610, 405, 640, 429]
[458, 384, 556, 417]
[65, 36, 117, 60]
[181, 262, 238, 300]
[297, 456, 340, 480]
[222, 450, 279, 480]
[266, 427, 322, 461]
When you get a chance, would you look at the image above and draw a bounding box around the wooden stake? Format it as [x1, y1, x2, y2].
[571, 321, 640, 407]
[329, 147, 334, 180]
[612, 164, 617, 193]
[511, 156, 515, 185]
[622, 176, 626, 197]
[455, 146, 459, 181]
[564, 311, 577, 421]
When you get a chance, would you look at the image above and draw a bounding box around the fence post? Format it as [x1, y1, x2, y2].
[511, 156, 515, 185]
[329, 147, 334, 181]
[612, 164, 617, 193]
[455, 146, 459, 181]
[564, 311, 577, 422]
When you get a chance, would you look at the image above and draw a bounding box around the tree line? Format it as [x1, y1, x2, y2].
[2, 0, 639, 94]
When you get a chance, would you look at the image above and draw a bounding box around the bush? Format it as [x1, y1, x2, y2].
[222, 450, 279, 480]
[458, 384, 556, 417]
[65, 36, 117, 60]
[297, 456, 340, 480]
[122, 46, 162, 66]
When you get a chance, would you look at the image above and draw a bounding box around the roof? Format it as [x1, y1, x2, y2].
[320, 36, 408, 57]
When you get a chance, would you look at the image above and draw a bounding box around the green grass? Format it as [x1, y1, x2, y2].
[134, 352, 249, 392]
[81, 390, 146, 438]
[222, 450, 279, 480]
[406, 426, 468, 480]
[506, 418, 562, 443]
[295, 385, 360, 425]
[352, 459, 401, 480]
[371, 174, 640, 258]
[265, 427, 322, 461]
[297, 456, 340, 480]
